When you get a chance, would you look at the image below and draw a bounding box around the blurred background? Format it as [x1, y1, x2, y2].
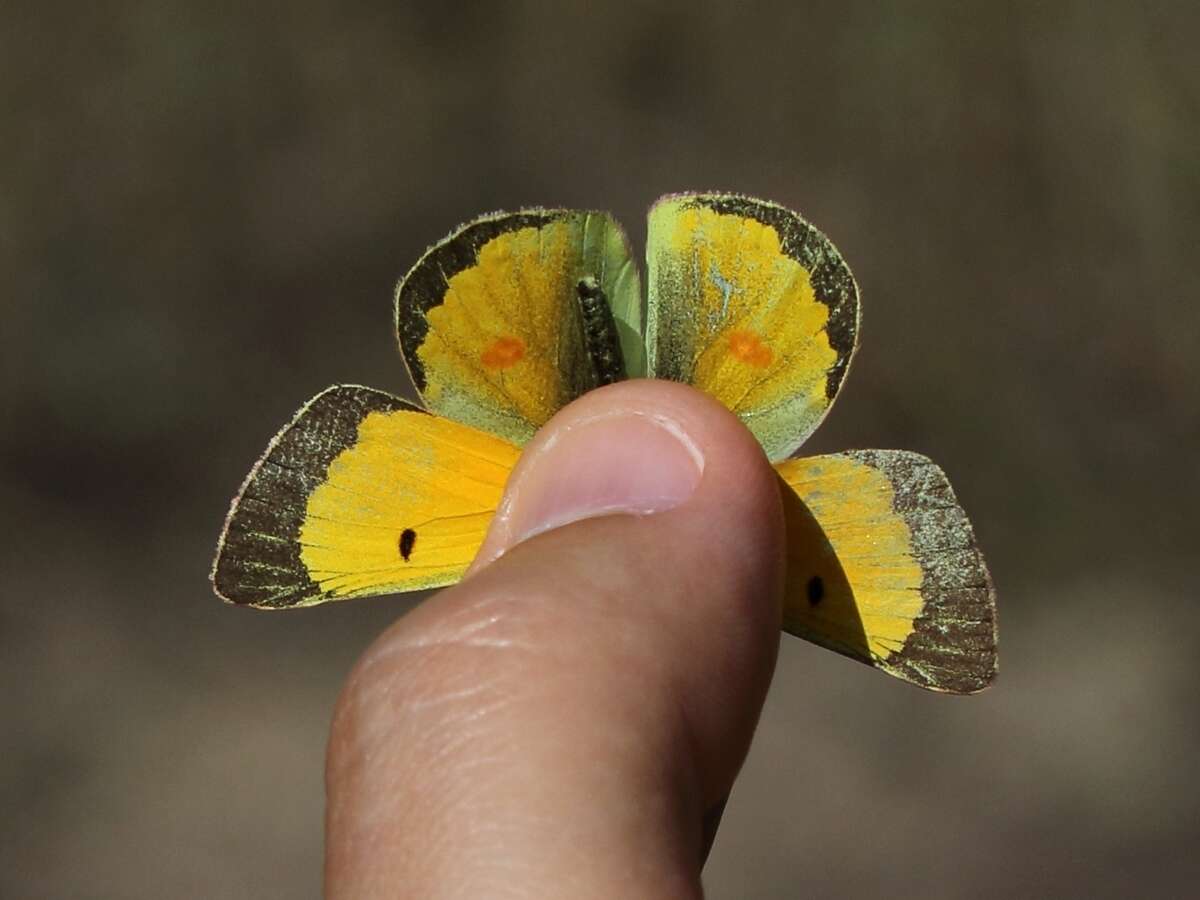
[4, 1, 1198, 896]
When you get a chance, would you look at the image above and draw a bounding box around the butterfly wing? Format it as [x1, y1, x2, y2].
[646, 192, 859, 461]
[395, 209, 643, 447]
[212, 388, 995, 690]
[211, 385, 520, 609]
[217, 199, 993, 687]
[775, 450, 997, 693]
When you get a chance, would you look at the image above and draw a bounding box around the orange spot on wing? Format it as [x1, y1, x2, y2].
[728, 330, 773, 368]
[481, 335, 526, 370]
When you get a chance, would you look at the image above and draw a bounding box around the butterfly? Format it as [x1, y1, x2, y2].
[211, 192, 997, 694]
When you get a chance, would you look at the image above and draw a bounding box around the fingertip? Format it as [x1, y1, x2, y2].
[326, 380, 787, 895]
[474, 379, 784, 581]
[473, 379, 787, 795]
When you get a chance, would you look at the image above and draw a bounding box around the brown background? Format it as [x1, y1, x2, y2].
[4, 2, 1198, 896]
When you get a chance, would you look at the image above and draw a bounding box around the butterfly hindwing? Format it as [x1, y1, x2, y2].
[646, 193, 859, 461]
[395, 209, 643, 447]
[774, 450, 997, 693]
[211, 385, 518, 609]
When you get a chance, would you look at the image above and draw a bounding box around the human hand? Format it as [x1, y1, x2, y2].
[325, 380, 786, 898]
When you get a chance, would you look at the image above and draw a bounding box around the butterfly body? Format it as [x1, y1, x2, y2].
[214, 192, 997, 694]
[573, 276, 627, 387]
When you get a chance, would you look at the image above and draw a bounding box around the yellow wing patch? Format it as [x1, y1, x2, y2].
[299, 406, 517, 601]
[396, 210, 641, 447]
[647, 194, 859, 461]
[775, 451, 997, 693]
[777, 454, 926, 662]
[417, 221, 589, 436]
[212, 385, 517, 609]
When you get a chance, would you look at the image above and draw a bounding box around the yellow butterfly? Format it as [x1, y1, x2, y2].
[212, 193, 997, 694]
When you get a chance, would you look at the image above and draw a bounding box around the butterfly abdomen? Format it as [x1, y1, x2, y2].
[575, 277, 627, 387]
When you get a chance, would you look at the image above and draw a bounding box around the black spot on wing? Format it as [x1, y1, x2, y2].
[399, 528, 417, 562]
[806, 575, 825, 605]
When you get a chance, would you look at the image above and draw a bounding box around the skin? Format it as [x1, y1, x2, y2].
[325, 381, 787, 898]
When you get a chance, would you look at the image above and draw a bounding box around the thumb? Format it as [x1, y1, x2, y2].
[325, 380, 786, 898]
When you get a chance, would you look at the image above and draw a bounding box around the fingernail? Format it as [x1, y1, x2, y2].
[490, 410, 705, 556]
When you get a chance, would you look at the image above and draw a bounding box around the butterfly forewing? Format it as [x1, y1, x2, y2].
[211, 385, 518, 608]
[774, 450, 997, 693]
